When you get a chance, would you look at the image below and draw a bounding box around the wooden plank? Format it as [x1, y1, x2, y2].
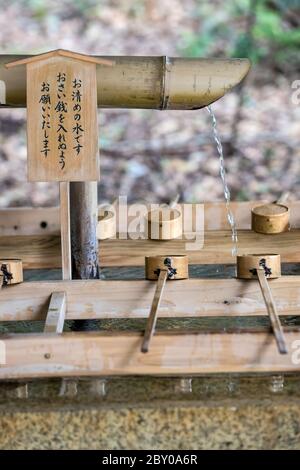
[1, 277, 300, 322]
[1, 229, 300, 269]
[1, 201, 300, 236]
[0, 234, 61, 269]
[44, 291, 66, 333]
[99, 230, 300, 267]
[0, 207, 59, 236]
[0, 330, 300, 379]
[60, 182, 71, 280]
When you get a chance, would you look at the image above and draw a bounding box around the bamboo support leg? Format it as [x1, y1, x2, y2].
[256, 268, 288, 354]
[70, 182, 99, 331]
[141, 269, 168, 353]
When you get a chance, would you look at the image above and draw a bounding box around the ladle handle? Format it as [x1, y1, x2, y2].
[276, 191, 290, 205]
[141, 269, 168, 353]
[160, 193, 180, 209]
[99, 198, 118, 213]
[169, 193, 180, 208]
[256, 268, 288, 354]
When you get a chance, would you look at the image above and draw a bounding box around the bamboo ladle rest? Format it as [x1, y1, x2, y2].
[0, 259, 23, 288]
[236, 254, 287, 354]
[142, 255, 189, 353]
[251, 192, 290, 234]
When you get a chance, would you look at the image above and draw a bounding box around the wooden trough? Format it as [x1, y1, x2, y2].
[0, 202, 300, 379]
[0, 50, 299, 381]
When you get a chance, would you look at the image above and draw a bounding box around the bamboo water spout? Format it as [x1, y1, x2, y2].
[0, 55, 250, 109]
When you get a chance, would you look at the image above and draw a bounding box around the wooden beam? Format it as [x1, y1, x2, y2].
[0, 207, 59, 236]
[0, 234, 61, 269]
[44, 291, 66, 334]
[0, 330, 300, 379]
[1, 201, 300, 237]
[99, 230, 300, 266]
[1, 277, 300, 322]
[59, 183, 71, 280]
[1, 229, 300, 269]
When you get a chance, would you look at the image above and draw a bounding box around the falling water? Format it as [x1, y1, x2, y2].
[206, 105, 238, 256]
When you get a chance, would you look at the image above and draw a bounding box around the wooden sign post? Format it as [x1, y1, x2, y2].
[6, 50, 113, 281]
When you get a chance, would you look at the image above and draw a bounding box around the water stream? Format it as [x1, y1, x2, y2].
[206, 105, 238, 256]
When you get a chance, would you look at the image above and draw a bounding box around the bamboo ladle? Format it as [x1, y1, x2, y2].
[0, 259, 23, 288]
[142, 255, 188, 353]
[237, 254, 287, 354]
[96, 200, 117, 240]
[251, 192, 290, 234]
[147, 194, 182, 240]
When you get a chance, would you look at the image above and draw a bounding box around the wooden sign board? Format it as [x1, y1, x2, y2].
[6, 50, 113, 182]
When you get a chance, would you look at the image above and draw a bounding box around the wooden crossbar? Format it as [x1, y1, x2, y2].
[1, 278, 300, 322]
[0, 229, 300, 269]
[0, 330, 300, 379]
[1, 201, 300, 236]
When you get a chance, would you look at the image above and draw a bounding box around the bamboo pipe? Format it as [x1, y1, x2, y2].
[0, 55, 250, 109]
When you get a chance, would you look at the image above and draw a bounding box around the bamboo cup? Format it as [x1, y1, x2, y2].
[96, 209, 116, 240]
[142, 255, 188, 352]
[236, 254, 287, 354]
[96, 200, 116, 240]
[147, 195, 182, 240]
[0, 259, 23, 287]
[251, 193, 290, 234]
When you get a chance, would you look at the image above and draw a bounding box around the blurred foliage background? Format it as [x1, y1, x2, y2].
[0, 0, 299, 206]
